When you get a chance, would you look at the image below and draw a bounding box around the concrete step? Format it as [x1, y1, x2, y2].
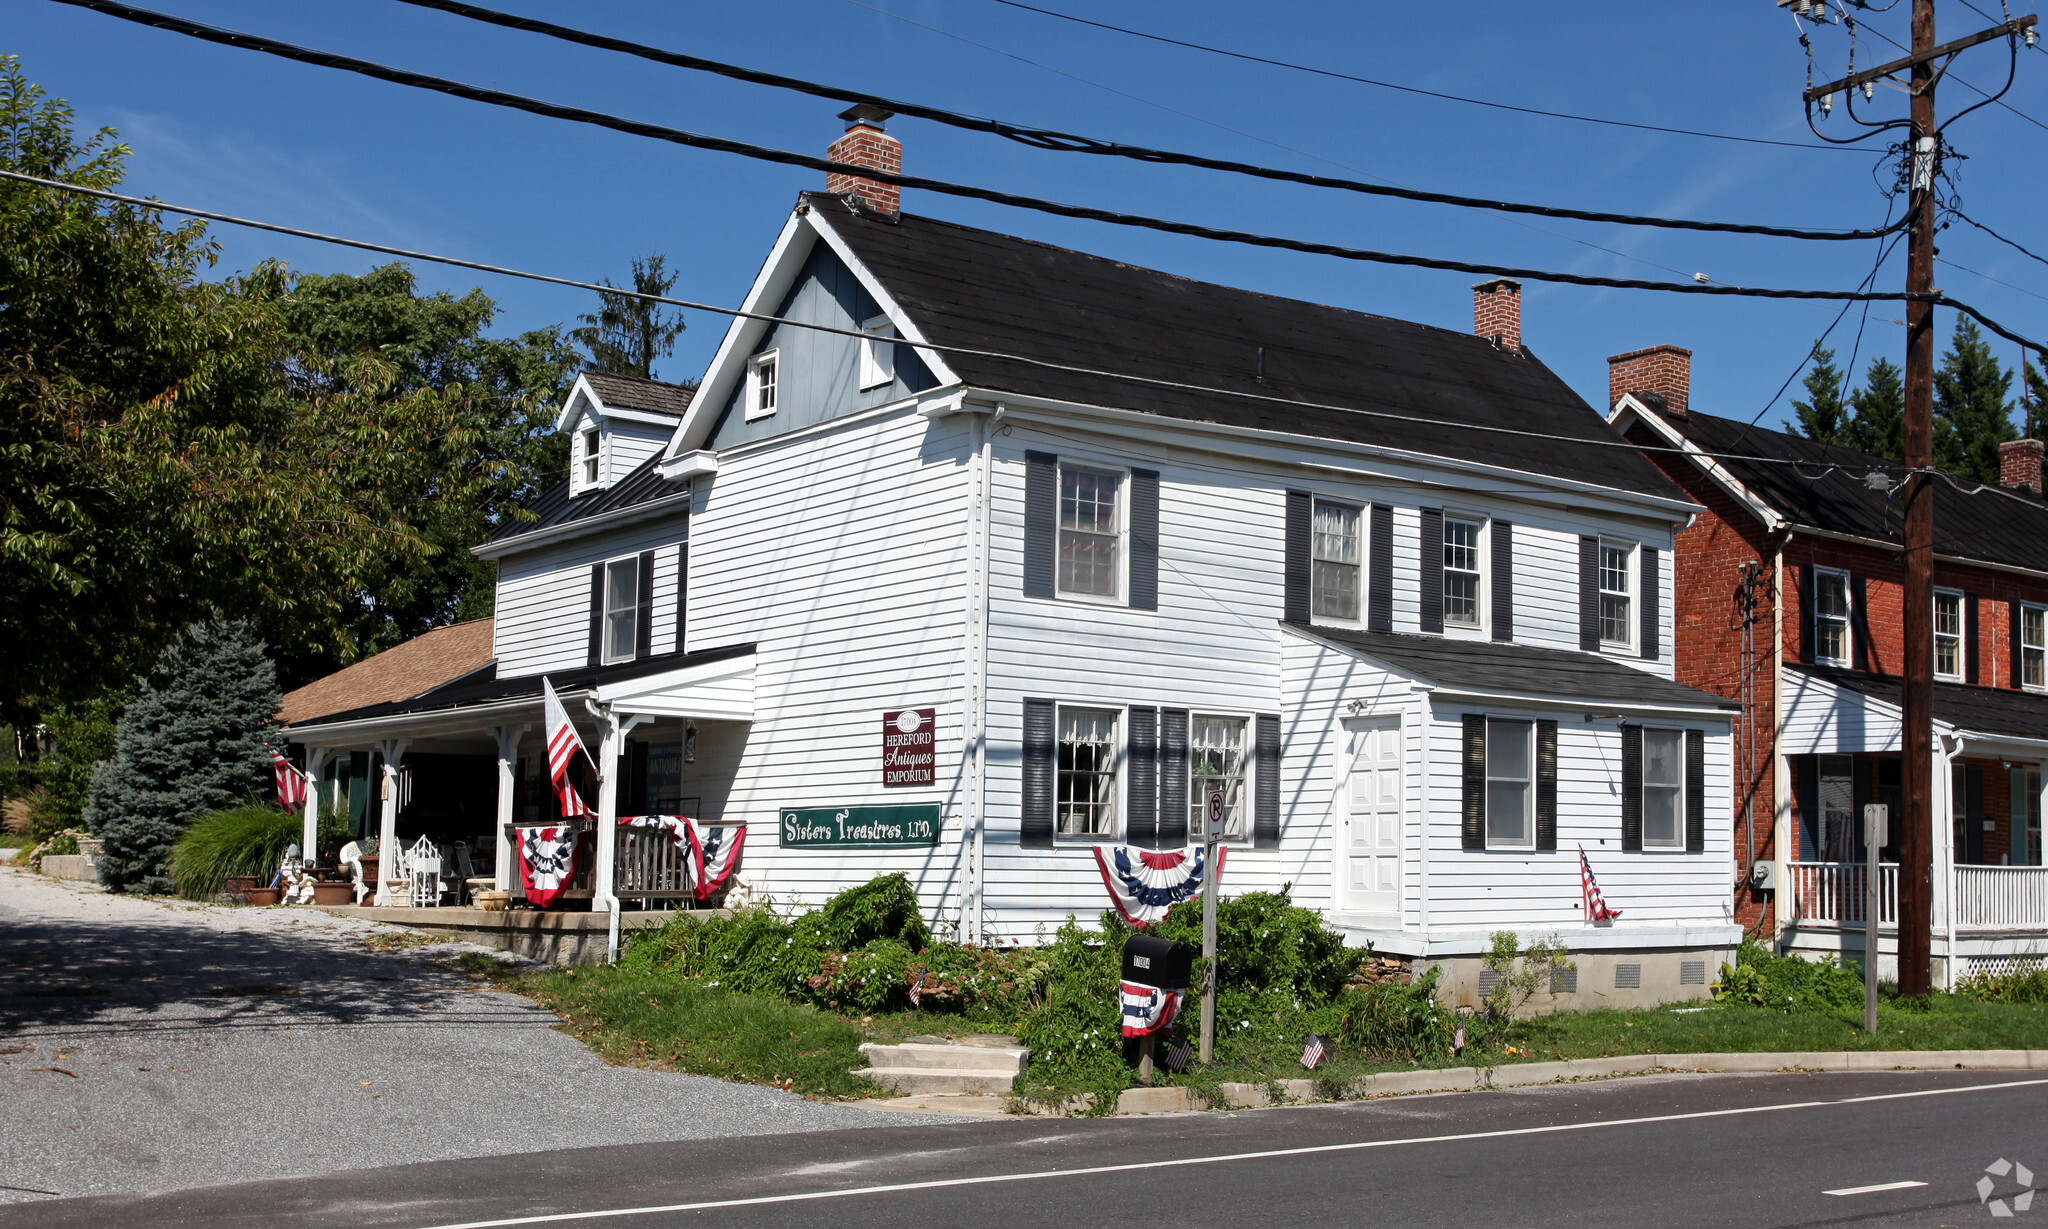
[861, 1067, 1021, 1096]
[858, 1041, 1028, 1074]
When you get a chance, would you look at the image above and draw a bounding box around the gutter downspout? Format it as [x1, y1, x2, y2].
[1940, 733, 1961, 990]
[1771, 532, 1791, 951]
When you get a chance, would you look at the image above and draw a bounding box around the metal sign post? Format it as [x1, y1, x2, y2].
[1199, 788, 1224, 1064]
[1864, 803, 1888, 1034]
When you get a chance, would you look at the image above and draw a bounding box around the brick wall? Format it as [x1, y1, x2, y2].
[1472, 278, 1521, 352]
[825, 124, 902, 216]
[1610, 346, 1693, 418]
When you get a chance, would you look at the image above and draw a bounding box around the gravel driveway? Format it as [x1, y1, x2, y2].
[0, 867, 949, 1205]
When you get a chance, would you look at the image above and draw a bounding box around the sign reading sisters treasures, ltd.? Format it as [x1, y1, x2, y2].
[881, 707, 936, 787]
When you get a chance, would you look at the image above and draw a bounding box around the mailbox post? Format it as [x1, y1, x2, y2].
[1123, 935, 1192, 1085]
[1200, 787, 1224, 1064]
[1864, 803, 1887, 1033]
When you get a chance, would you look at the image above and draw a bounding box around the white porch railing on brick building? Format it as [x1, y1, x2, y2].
[1789, 861, 2048, 932]
[1954, 866, 2048, 930]
[1788, 862, 1899, 927]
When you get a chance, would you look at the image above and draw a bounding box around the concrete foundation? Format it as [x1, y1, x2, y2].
[317, 905, 723, 965]
[1421, 945, 1736, 1012]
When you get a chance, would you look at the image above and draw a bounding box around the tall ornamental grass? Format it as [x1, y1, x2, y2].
[169, 803, 299, 900]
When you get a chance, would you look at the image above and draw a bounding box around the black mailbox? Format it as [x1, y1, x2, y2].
[1121, 934, 1194, 991]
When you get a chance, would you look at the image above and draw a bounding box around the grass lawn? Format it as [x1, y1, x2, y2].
[1509, 995, 2048, 1061]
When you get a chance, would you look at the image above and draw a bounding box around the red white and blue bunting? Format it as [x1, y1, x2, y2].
[1092, 844, 1224, 928]
[617, 814, 746, 902]
[519, 825, 581, 908]
[1119, 980, 1182, 1038]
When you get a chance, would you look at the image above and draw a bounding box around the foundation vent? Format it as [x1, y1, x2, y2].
[1551, 967, 1578, 994]
[1477, 969, 1503, 997]
[1614, 962, 1643, 990]
[1680, 960, 1707, 985]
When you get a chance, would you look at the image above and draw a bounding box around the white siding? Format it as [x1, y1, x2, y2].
[493, 514, 688, 678]
[1781, 669, 1902, 754]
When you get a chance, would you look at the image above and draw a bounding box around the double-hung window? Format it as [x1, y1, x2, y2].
[1055, 706, 1119, 837]
[1311, 500, 1362, 620]
[746, 351, 779, 420]
[858, 315, 896, 389]
[1189, 715, 1249, 840]
[1599, 541, 1634, 648]
[1934, 590, 1964, 680]
[1443, 517, 1483, 628]
[602, 558, 640, 664]
[580, 428, 602, 487]
[1058, 465, 1122, 599]
[1485, 718, 1533, 848]
[1814, 569, 1852, 665]
[1641, 728, 1685, 849]
[2023, 604, 2047, 690]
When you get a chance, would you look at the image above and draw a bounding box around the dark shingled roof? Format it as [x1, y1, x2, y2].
[807, 193, 1687, 499]
[1646, 404, 2048, 574]
[582, 369, 696, 419]
[488, 451, 683, 543]
[1790, 662, 2048, 743]
[290, 641, 756, 729]
[1291, 623, 1739, 710]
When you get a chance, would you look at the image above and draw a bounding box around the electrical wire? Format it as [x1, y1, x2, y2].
[1952, 210, 2048, 271]
[980, 0, 1857, 153]
[1749, 212, 1909, 426]
[380, 0, 1904, 242]
[44, 0, 1946, 303]
[1939, 256, 2048, 302]
[1852, 15, 2048, 135]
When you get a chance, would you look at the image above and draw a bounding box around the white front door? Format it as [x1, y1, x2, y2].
[1345, 716, 1403, 915]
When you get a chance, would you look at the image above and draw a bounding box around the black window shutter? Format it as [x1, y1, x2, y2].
[1159, 708, 1190, 846]
[1640, 546, 1661, 661]
[1620, 724, 1643, 851]
[674, 542, 688, 656]
[625, 740, 649, 814]
[1023, 451, 1058, 599]
[1461, 714, 1486, 851]
[1535, 718, 1557, 851]
[1685, 728, 1706, 853]
[1850, 573, 1871, 670]
[1126, 706, 1158, 847]
[1799, 566, 1816, 664]
[1966, 594, 1981, 684]
[1129, 469, 1160, 611]
[586, 562, 605, 667]
[1283, 489, 1312, 623]
[1020, 698, 1056, 847]
[1796, 755, 1820, 860]
[1491, 519, 1514, 642]
[1253, 713, 1281, 848]
[1853, 757, 1874, 860]
[1578, 535, 1600, 651]
[1420, 508, 1445, 634]
[1367, 504, 1394, 633]
[635, 551, 654, 660]
[2013, 601, 2026, 689]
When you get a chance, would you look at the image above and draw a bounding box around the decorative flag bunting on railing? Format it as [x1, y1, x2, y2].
[269, 746, 308, 813]
[616, 814, 746, 901]
[1118, 980, 1182, 1038]
[1091, 844, 1223, 927]
[542, 678, 595, 820]
[519, 825, 581, 908]
[619, 813, 691, 855]
[1579, 845, 1623, 922]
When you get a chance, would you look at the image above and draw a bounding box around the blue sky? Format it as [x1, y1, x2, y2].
[11, 0, 2047, 425]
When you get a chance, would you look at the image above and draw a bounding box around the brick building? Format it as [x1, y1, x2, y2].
[1608, 346, 2048, 983]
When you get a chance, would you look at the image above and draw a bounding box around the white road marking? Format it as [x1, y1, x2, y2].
[1824, 1180, 1928, 1196]
[415, 1077, 2048, 1229]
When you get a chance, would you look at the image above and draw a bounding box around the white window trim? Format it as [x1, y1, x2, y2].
[1640, 725, 1687, 851]
[1483, 717, 1535, 851]
[1813, 566, 1854, 667]
[1189, 709, 1259, 846]
[1310, 496, 1366, 627]
[1053, 702, 1123, 843]
[746, 349, 780, 421]
[1598, 537, 1638, 653]
[1054, 461, 1129, 605]
[858, 314, 896, 390]
[579, 426, 604, 491]
[1933, 588, 1966, 682]
[601, 555, 640, 666]
[1442, 512, 1489, 638]
[2021, 602, 2048, 693]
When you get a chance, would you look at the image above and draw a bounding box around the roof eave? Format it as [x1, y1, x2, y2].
[471, 487, 692, 561]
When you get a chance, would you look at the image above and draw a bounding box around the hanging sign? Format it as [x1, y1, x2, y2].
[779, 804, 943, 848]
[882, 707, 937, 786]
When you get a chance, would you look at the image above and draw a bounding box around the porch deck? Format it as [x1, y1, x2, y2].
[319, 904, 727, 966]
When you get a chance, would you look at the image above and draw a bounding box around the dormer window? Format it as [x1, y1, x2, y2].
[747, 351, 779, 421]
[580, 428, 602, 487]
[859, 315, 896, 390]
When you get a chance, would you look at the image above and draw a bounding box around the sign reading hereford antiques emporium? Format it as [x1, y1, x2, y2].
[779, 804, 943, 848]
[882, 707, 936, 786]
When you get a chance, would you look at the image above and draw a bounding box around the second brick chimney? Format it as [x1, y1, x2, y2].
[1608, 344, 1692, 418]
[2001, 437, 2044, 493]
[826, 104, 901, 217]
[1473, 278, 1522, 352]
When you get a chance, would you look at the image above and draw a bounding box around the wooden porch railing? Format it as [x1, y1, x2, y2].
[1786, 861, 1898, 927]
[614, 824, 695, 905]
[1789, 861, 2048, 932]
[1954, 866, 2048, 929]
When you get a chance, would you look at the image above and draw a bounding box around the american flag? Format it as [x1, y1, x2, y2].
[1300, 1033, 1326, 1070]
[1164, 1035, 1192, 1072]
[269, 746, 308, 812]
[542, 678, 595, 820]
[1579, 845, 1623, 922]
[908, 970, 923, 1008]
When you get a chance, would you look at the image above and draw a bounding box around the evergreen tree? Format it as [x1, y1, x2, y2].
[1847, 356, 1906, 463]
[2021, 359, 2043, 440]
[1785, 344, 1852, 445]
[85, 620, 281, 894]
[1933, 319, 2017, 484]
[570, 252, 689, 382]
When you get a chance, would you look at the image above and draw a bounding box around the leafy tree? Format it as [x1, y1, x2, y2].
[1786, 344, 1852, 445]
[571, 252, 689, 382]
[85, 620, 280, 894]
[15, 693, 128, 841]
[1847, 356, 1906, 463]
[1933, 318, 2017, 485]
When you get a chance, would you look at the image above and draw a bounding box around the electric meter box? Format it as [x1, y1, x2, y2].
[1121, 934, 1194, 991]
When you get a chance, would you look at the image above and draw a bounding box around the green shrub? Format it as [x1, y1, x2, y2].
[1152, 887, 1364, 1003]
[815, 872, 930, 951]
[1334, 966, 1456, 1064]
[1712, 942, 1865, 1014]
[168, 804, 300, 900]
[1957, 964, 2048, 1004]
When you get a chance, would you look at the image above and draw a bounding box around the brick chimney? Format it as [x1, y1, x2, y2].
[1608, 344, 1693, 418]
[826, 104, 901, 217]
[2000, 437, 2044, 493]
[1473, 278, 1522, 352]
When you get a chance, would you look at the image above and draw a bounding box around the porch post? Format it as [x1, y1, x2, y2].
[490, 725, 525, 893]
[1935, 737, 1957, 988]
[374, 737, 409, 906]
[594, 711, 620, 915]
[300, 746, 328, 867]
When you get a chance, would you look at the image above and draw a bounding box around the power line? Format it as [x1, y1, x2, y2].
[1750, 214, 1909, 425]
[1952, 209, 2048, 270]
[384, 0, 1902, 242]
[1939, 255, 2048, 302]
[981, 0, 1859, 153]
[1851, 14, 2048, 135]
[48, 0, 1945, 303]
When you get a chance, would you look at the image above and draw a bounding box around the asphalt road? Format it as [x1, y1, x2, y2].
[13, 1068, 2045, 1229]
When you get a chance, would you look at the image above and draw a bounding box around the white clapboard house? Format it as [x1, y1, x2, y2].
[282, 114, 1743, 1002]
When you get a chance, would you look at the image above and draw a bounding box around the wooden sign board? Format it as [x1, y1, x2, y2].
[882, 707, 936, 787]
[779, 804, 943, 848]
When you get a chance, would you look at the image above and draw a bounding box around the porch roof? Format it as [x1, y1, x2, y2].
[1788, 663, 2048, 745]
[1285, 623, 1738, 712]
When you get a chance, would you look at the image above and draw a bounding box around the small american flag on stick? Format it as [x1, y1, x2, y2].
[1299, 1033, 1326, 1070]
[908, 971, 923, 1009]
[1165, 1035, 1192, 1073]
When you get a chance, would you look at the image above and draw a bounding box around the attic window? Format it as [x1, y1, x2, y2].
[859, 315, 896, 390]
[581, 428, 602, 487]
[747, 351, 779, 421]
